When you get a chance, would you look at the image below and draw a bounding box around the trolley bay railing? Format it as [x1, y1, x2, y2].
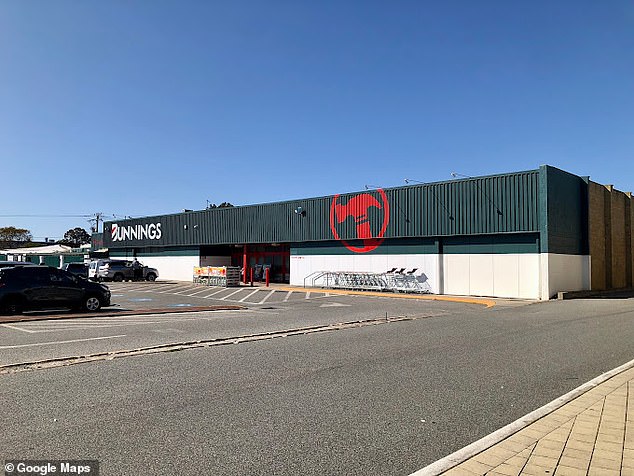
[308, 270, 432, 294]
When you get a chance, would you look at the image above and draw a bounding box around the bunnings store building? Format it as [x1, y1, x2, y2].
[98, 165, 634, 300]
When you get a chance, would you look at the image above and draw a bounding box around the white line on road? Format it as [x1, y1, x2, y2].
[173, 287, 200, 295]
[305, 291, 311, 300]
[308, 294, 339, 300]
[282, 291, 293, 302]
[258, 290, 276, 304]
[1, 323, 36, 334]
[239, 289, 261, 302]
[185, 288, 215, 296]
[201, 288, 229, 298]
[115, 286, 148, 292]
[218, 289, 245, 300]
[14, 322, 168, 333]
[0, 335, 127, 350]
[156, 285, 192, 294]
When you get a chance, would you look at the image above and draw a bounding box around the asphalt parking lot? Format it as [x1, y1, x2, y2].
[1, 281, 478, 368]
[3, 291, 634, 475]
[106, 280, 348, 310]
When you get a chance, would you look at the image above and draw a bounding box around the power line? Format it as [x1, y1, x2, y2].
[404, 178, 455, 220]
[0, 214, 93, 218]
[450, 172, 503, 215]
[364, 184, 410, 224]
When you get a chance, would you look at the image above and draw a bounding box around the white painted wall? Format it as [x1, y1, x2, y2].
[108, 249, 588, 299]
[442, 253, 541, 299]
[540, 254, 591, 299]
[123, 255, 200, 282]
[290, 254, 440, 294]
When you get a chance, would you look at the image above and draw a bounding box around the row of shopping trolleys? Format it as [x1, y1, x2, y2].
[307, 268, 432, 293]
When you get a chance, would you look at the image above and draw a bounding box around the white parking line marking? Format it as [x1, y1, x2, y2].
[0, 335, 127, 350]
[185, 288, 214, 296]
[12, 316, 222, 333]
[173, 287, 200, 295]
[282, 291, 293, 302]
[17, 322, 170, 333]
[238, 289, 260, 302]
[258, 290, 276, 304]
[218, 289, 245, 301]
[308, 294, 340, 300]
[305, 292, 311, 300]
[156, 285, 192, 294]
[118, 286, 148, 292]
[201, 288, 231, 298]
[1, 324, 36, 334]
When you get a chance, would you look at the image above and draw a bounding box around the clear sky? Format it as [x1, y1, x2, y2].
[1, 1, 632, 241]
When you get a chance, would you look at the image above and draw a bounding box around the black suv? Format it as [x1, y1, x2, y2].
[0, 266, 111, 314]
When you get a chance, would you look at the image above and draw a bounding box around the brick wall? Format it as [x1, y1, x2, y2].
[588, 182, 607, 289]
[588, 182, 634, 290]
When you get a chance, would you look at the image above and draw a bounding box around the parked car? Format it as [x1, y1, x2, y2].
[0, 260, 38, 269]
[0, 265, 111, 314]
[89, 259, 158, 282]
[63, 262, 89, 278]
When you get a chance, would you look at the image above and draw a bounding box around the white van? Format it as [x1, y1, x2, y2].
[88, 260, 107, 280]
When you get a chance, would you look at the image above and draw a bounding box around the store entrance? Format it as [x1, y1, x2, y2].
[231, 244, 290, 283]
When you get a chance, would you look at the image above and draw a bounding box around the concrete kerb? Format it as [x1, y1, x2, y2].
[558, 287, 634, 300]
[409, 356, 634, 476]
[278, 286, 497, 308]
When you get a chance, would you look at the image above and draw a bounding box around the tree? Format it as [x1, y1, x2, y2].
[0, 227, 32, 248]
[207, 202, 234, 209]
[58, 227, 91, 247]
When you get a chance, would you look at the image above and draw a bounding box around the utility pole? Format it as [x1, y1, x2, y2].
[90, 212, 103, 233]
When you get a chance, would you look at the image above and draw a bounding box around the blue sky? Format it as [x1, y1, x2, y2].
[1, 1, 632, 240]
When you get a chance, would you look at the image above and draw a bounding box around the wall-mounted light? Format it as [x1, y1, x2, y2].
[294, 206, 306, 217]
[183, 225, 188, 230]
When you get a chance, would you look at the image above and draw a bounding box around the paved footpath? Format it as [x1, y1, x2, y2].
[415, 361, 634, 476]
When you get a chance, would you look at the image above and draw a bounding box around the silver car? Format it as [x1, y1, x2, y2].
[89, 259, 159, 282]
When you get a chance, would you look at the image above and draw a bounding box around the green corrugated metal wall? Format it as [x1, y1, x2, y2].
[539, 165, 589, 255]
[63, 254, 85, 264]
[291, 233, 540, 256]
[25, 255, 59, 266]
[20, 254, 85, 267]
[104, 169, 540, 249]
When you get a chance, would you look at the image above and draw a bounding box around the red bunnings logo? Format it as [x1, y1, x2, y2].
[329, 189, 390, 253]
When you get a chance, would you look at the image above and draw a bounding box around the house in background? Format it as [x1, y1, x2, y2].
[0, 244, 88, 267]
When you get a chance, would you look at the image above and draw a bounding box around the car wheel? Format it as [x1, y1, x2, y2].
[2, 298, 24, 315]
[83, 295, 102, 312]
[113, 273, 124, 282]
[146, 273, 157, 282]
